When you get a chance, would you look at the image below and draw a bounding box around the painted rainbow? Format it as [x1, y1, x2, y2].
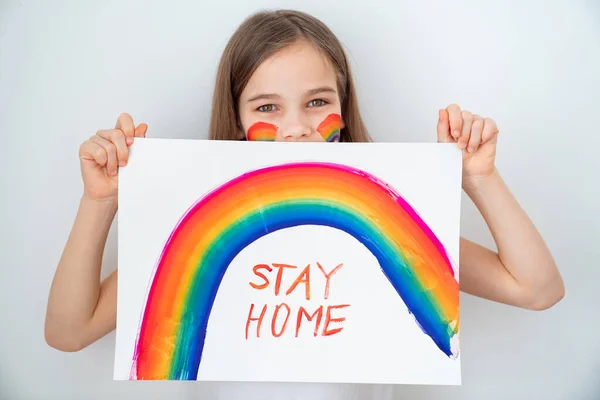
[129, 162, 460, 380]
[317, 113, 341, 142]
[247, 121, 277, 141]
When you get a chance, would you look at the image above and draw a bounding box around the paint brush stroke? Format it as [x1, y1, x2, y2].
[317, 114, 341, 142]
[247, 122, 278, 141]
[129, 162, 459, 380]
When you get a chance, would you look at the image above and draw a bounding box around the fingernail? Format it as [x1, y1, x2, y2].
[112, 169, 118, 176]
[453, 130, 460, 138]
[459, 142, 466, 149]
[127, 137, 133, 145]
[119, 160, 126, 167]
[467, 147, 474, 153]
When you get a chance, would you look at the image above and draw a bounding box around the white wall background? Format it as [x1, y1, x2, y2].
[1, 0, 599, 399]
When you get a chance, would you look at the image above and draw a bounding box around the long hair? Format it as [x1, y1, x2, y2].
[208, 9, 371, 142]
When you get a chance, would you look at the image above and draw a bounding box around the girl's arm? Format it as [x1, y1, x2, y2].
[45, 197, 118, 351]
[459, 169, 564, 310]
[438, 105, 564, 310]
[45, 113, 146, 351]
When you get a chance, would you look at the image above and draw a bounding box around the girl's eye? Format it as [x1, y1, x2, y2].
[307, 99, 328, 107]
[258, 104, 276, 112]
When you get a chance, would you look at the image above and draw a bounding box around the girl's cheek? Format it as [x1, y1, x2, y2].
[316, 113, 342, 142]
[247, 121, 278, 141]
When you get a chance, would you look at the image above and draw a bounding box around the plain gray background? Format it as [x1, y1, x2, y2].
[1, 0, 599, 399]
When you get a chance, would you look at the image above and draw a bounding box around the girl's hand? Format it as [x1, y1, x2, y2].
[78, 113, 147, 202]
[437, 104, 499, 186]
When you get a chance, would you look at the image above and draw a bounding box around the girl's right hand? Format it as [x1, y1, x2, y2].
[78, 113, 148, 202]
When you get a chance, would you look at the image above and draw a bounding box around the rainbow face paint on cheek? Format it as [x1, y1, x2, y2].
[247, 122, 278, 141]
[317, 113, 342, 142]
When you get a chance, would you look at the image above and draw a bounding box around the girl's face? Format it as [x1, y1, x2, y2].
[238, 39, 345, 142]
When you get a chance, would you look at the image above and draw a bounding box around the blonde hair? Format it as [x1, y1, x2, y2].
[208, 9, 371, 142]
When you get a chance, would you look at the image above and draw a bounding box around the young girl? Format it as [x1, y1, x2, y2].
[45, 9, 564, 352]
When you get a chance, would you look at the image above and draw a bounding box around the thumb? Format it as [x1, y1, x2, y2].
[437, 109, 453, 143]
[134, 123, 148, 138]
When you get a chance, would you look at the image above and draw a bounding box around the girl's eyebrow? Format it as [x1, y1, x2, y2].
[247, 93, 280, 103]
[305, 86, 336, 96]
[246, 86, 337, 103]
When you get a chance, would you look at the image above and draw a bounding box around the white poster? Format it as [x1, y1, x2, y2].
[114, 138, 463, 385]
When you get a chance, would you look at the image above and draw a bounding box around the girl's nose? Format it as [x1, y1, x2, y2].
[278, 114, 312, 141]
[280, 125, 311, 141]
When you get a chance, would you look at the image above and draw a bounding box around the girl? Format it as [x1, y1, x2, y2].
[45, 9, 564, 352]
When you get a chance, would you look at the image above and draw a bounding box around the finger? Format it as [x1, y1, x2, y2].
[481, 118, 499, 143]
[90, 135, 119, 176]
[458, 110, 474, 149]
[80, 140, 108, 167]
[436, 109, 453, 143]
[115, 113, 136, 146]
[134, 123, 148, 138]
[468, 119, 484, 153]
[446, 104, 463, 139]
[97, 129, 128, 166]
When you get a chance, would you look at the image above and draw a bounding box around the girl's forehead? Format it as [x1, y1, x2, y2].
[242, 41, 338, 99]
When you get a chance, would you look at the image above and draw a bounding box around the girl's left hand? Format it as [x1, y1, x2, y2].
[437, 104, 499, 186]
